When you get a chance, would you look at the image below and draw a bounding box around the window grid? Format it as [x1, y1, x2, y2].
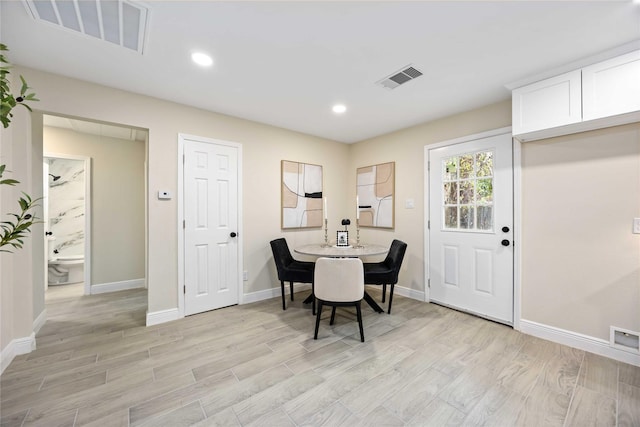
[442, 150, 494, 232]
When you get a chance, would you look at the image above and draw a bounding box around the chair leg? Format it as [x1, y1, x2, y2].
[314, 301, 323, 340]
[382, 284, 387, 303]
[387, 284, 395, 314]
[290, 281, 294, 301]
[330, 306, 337, 325]
[312, 281, 316, 315]
[281, 281, 286, 310]
[356, 301, 364, 342]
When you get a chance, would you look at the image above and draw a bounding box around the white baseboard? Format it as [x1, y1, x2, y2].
[1, 333, 36, 375]
[393, 285, 425, 302]
[242, 283, 311, 304]
[91, 278, 145, 295]
[242, 284, 423, 305]
[520, 319, 640, 367]
[33, 308, 47, 334]
[146, 308, 181, 326]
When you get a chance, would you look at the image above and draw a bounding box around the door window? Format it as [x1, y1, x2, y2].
[442, 150, 494, 231]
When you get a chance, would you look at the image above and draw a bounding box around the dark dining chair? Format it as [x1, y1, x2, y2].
[363, 239, 407, 314]
[270, 238, 315, 311]
[313, 257, 365, 342]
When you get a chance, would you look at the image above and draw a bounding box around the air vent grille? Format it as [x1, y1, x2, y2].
[377, 64, 424, 90]
[24, 0, 148, 54]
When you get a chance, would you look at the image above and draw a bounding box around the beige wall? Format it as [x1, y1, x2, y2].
[11, 66, 349, 323]
[1, 87, 42, 354]
[44, 126, 146, 286]
[350, 101, 512, 295]
[2, 65, 638, 363]
[521, 123, 640, 339]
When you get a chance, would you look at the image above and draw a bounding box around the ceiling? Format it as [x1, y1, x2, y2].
[2, 1, 639, 143]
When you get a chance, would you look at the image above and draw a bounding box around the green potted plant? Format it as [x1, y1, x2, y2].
[1, 43, 40, 251]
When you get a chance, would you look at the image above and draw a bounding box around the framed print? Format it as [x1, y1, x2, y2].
[356, 161, 395, 228]
[336, 230, 349, 247]
[281, 160, 323, 229]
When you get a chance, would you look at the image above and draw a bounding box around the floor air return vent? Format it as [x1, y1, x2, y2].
[610, 326, 640, 354]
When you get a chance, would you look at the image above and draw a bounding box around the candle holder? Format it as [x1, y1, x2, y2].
[354, 219, 363, 248]
[322, 218, 330, 247]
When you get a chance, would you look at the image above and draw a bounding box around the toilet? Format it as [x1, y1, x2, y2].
[47, 236, 84, 285]
[48, 255, 84, 285]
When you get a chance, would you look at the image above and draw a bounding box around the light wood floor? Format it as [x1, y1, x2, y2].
[1, 284, 639, 426]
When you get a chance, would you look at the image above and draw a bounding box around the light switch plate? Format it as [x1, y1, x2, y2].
[633, 218, 640, 234]
[405, 199, 415, 209]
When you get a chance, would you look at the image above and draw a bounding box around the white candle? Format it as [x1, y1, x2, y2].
[356, 195, 360, 220]
[324, 197, 327, 220]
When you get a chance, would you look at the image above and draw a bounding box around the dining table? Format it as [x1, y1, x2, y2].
[294, 242, 389, 313]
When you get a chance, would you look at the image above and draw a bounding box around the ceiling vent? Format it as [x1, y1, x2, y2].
[24, 0, 149, 54]
[376, 65, 424, 90]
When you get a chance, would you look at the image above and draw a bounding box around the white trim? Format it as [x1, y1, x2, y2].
[146, 308, 181, 326]
[423, 145, 430, 302]
[512, 138, 522, 331]
[44, 152, 92, 296]
[33, 308, 47, 334]
[243, 283, 312, 304]
[177, 134, 244, 318]
[521, 319, 640, 367]
[241, 284, 424, 306]
[91, 278, 145, 294]
[393, 285, 425, 302]
[1, 333, 36, 375]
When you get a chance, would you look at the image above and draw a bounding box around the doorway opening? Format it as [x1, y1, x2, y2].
[41, 114, 148, 298]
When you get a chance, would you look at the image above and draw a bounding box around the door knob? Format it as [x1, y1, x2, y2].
[501, 226, 510, 233]
[501, 239, 510, 247]
[230, 232, 237, 238]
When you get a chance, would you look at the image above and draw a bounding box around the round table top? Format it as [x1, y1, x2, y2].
[294, 243, 388, 258]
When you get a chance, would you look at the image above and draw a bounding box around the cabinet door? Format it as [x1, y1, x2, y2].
[512, 70, 582, 136]
[582, 50, 640, 121]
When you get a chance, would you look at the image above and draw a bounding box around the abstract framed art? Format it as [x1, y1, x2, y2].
[281, 160, 323, 229]
[356, 161, 395, 228]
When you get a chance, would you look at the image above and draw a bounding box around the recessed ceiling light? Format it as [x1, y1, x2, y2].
[332, 104, 347, 114]
[191, 52, 213, 67]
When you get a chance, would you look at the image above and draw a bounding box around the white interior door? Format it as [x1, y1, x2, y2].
[429, 132, 514, 324]
[183, 138, 239, 315]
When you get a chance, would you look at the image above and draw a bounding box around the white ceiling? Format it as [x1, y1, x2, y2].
[2, 1, 639, 143]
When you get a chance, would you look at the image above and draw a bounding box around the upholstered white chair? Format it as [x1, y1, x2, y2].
[313, 257, 365, 342]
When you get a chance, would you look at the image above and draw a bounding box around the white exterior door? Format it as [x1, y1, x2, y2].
[183, 137, 240, 316]
[428, 132, 513, 324]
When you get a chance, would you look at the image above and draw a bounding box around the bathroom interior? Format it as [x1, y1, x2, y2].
[44, 154, 88, 288]
[42, 114, 147, 296]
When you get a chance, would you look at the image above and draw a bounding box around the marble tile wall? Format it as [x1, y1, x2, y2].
[47, 158, 85, 258]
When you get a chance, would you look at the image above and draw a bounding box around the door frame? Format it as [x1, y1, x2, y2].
[423, 126, 522, 330]
[177, 133, 244, 318]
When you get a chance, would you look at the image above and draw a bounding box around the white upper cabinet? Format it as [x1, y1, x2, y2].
[512, 70, 582, 135]
[512, 50, 640, 142]
[582, 50, 640, 121]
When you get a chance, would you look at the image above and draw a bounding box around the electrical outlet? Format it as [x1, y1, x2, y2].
[634, 218, 640, 234]
[243, 271, 248, 281]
